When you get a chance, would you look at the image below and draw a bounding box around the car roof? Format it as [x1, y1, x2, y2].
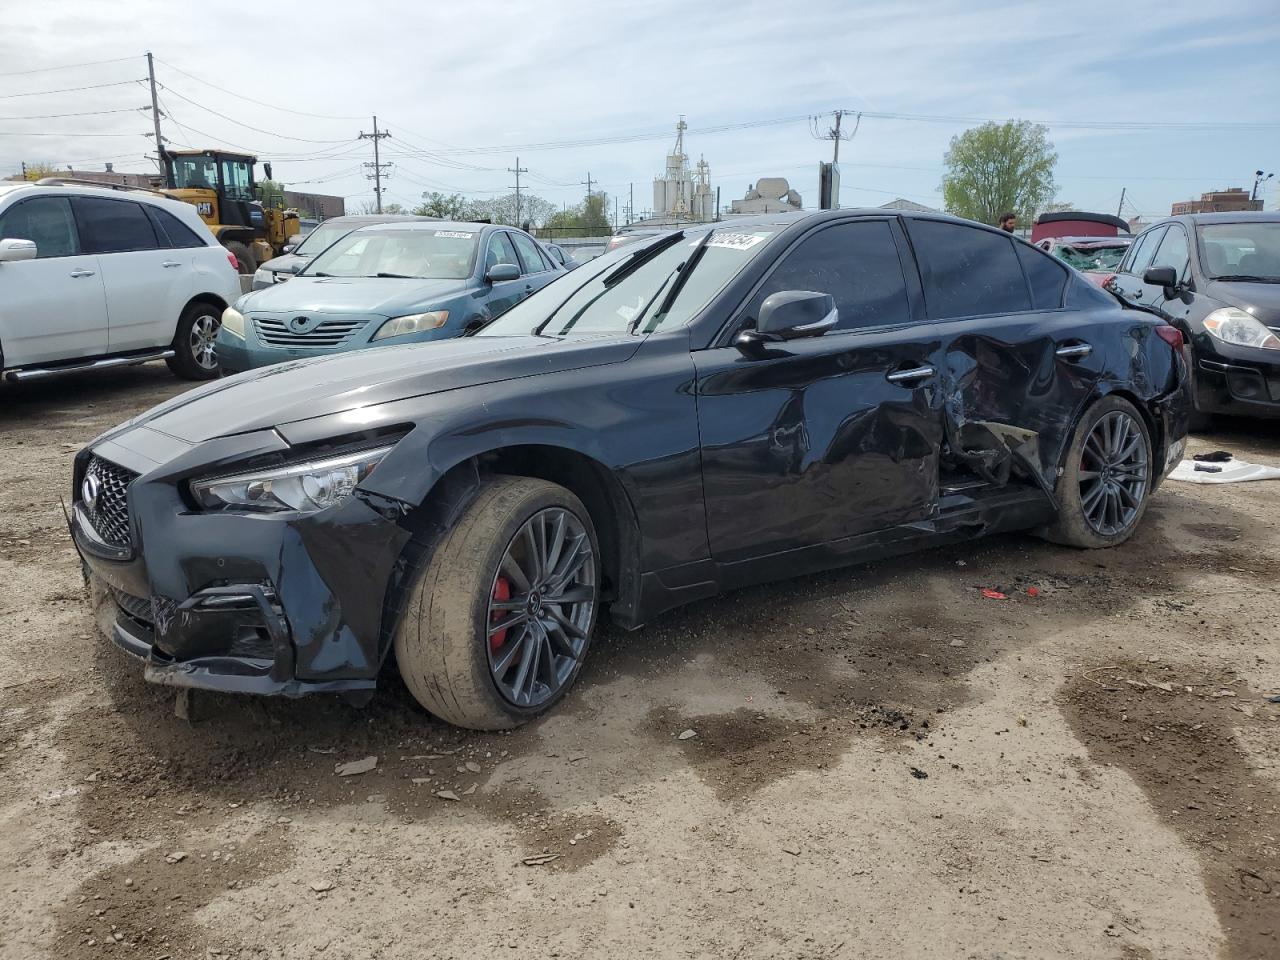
[348, 220, 495, 233]
[0, 179, 211, 223]
[318, 214, 440, 227]
[1158, 211, 1280, 227]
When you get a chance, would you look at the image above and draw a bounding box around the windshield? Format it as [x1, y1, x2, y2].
[293, 221, 353, 257]
[302, 228, 480, 280]
[1055, 243, 1129, 272]
[170, 154, 218, 191]
[478, 227, 774, 337]
[1199, 221, 1280, 280]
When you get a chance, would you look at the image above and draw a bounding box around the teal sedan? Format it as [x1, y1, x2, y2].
[217, 221, 564, 372]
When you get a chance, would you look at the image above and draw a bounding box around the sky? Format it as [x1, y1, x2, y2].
[2, 0, 1278, 223]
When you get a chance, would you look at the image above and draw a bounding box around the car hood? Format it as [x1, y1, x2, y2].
[130, 335, 641, 444]
[1204, 280, 1280, 326]
[259, 252, 308, 274]
[238, 276, 475, 317]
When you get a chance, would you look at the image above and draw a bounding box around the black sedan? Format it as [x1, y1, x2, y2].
[71, 210, 1191, 729]
[1107, 212, 1280, 424]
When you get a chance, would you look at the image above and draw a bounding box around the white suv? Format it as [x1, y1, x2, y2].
[0, 181, 241, 382]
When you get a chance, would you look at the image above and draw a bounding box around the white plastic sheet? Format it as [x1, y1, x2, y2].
[1168, 458, 1280, 484]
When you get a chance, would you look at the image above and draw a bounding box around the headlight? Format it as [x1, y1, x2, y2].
[1203, 307, 1280, 350]
[191, 444, 395, 514]
[372, 311, 449, 341]
[221, 307, 245, 339]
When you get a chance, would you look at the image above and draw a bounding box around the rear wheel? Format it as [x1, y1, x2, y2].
[394, 476, 600, 730]
[1042, 396, 1153, 548]
[225, 240, 255, 275]
[166, 302, 222, 380]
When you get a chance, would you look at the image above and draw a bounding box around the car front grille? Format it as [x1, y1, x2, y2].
[252, 316, 368, 349]
[83, 456, 137, 548]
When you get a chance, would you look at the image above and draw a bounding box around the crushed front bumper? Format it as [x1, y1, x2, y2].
[71, 428, 413, 697]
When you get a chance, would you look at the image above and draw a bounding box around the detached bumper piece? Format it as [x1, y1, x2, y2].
[94, 577, 372, 697]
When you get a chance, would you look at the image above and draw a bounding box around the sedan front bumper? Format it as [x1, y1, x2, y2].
[71, 431, 414, 697]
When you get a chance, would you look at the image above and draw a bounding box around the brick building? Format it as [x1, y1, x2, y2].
[1170, 187, 1261, 215]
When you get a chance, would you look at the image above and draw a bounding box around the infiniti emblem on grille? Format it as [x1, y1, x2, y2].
[81, 472, 101, 511]
[289, 315, 313, 332]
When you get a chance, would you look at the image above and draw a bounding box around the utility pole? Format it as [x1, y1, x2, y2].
[1116, 187, 1126, 219]
[508, 156, 528, 226]
[145, 51, 167, 180]
[629, 182, 634, 225]
[582, 172, 594, 207]
[359, 116, 392, 213]
[831, 109, 844, 164]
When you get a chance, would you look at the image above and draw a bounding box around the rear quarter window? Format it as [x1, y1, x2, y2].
[1014, 241, 1068, 309]
[145, 204, 207, 248]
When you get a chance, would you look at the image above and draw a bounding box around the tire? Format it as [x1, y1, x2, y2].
[166, 302, 223, 380]
[1041, 395, 1154, 549]
[225, 240, 256, 275]
[394, 476, 601, 730]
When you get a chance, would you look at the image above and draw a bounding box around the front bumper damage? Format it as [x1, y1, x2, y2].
[71, 426, 414, 697]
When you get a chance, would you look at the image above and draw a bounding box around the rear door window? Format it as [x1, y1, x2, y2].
[0, 196, 81, 258]
[73, 197, 159, 254]
[908, 220, 1031, 319]
[1014, 241, 1068, 309]
[512, 232, 551, 274]
[744, 220, 911, 332]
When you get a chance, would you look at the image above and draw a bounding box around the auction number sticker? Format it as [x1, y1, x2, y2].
[706, 232, 769, 251]
[435, 231, 474, 239]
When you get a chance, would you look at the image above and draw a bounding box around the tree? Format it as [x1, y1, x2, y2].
[941, 121, 1057, 227]
[256, 179, 286, 209]
[538, 193, 612, 239]
[412, 191, 472, 219]
[466, 192, 556, 228]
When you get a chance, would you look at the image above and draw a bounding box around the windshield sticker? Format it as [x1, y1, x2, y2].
[434, 231, 474, 240]
[706, 232, 769, 251]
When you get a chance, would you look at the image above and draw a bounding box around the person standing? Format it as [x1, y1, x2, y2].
[998, 212, 1017, 233]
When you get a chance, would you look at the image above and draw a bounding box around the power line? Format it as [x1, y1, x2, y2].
[157, 83, 353, 144]
[0, 56, 140, 78]
[153, 57, 364, 121]
[0, 79, 144, 100]
[842, 108, 1280, 131]
[0, 107, 144, 121]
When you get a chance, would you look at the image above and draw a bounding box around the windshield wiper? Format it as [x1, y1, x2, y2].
[631, 229, 714, 334]
[373, 272, 416, 279]
[310, 271, 331, 277]
[1212, 274, 1280, 283]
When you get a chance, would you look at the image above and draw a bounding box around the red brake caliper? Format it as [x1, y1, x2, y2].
[490, 577, 512, 652]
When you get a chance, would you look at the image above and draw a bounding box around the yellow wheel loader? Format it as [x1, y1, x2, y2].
[163, 150, 299, 275]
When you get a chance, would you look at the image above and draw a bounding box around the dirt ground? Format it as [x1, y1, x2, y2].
[2, 363, 1278, 960]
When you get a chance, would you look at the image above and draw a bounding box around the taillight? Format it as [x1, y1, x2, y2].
[1155, 324, 1184, 351]
[227, 251, 239, 271]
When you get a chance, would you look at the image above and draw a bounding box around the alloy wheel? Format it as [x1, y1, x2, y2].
[486, 507, 595, 708]
[190, 313, 220, 370]
[1079, 410, 1148, 536]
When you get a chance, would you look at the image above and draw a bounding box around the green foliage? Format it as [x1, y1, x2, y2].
[941, 121, 1057, 227]
[539, 193, 612, 238]
[410, 190, 557, 227]
[256, 178, 286, 208]
[20, 162, 60, 181]
[412, 192, 472, 219]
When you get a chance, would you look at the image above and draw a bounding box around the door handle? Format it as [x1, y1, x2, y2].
[69, 269, 96, 278]
[162, 260, 182, 268]
[1055, 343, 1093, 360]
[886, 365, 935, 386]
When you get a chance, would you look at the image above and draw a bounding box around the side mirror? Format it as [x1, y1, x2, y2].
[755, 290, 837, 338]
[1143, 265, 1178, 293]
[263, 162, 273, 181]
[486, 263, 520, 283]
[288, 260, 305, 274]
[0, 237, 37, 263]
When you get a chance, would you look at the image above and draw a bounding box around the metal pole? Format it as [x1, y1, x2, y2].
[832, 109, 843, 165]
[1117, 187, 1126, 218]
[508, 156, 528, 226]
[359, 117, 392, 214]
[146, 51, 167, 180]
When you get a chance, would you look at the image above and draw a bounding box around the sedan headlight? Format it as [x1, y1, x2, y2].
[1203, 307, 1280, 350]
[191, 444, 395, 514]
[372, 311, 448, 341]
[221, 307, 245, 339]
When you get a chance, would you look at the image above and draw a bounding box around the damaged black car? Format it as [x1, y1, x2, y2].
[71, 210, 1191, 729]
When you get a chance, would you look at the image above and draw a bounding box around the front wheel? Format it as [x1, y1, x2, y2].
[166, 302, 222, 380]
[1041, 396, 1153, 548]
[394, 476, 600, 730]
